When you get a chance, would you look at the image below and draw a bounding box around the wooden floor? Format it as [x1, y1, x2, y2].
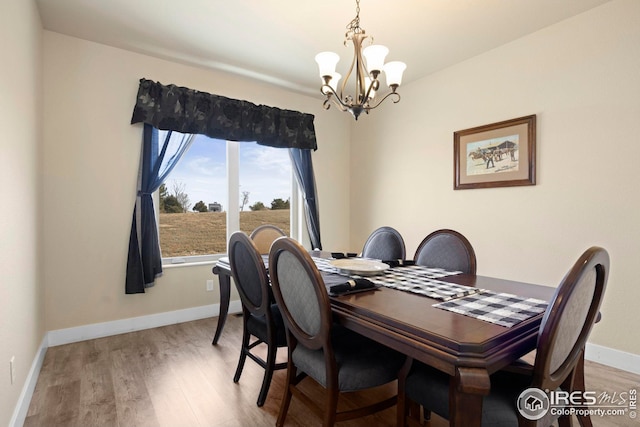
[25, 315, 640, 427]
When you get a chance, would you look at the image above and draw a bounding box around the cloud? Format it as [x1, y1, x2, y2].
[165, 138, 291, 209]
[186, 155, 224, 176]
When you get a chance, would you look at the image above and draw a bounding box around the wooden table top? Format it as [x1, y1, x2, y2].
[215, 254, 556, 375]
[329, 274, 555, 375]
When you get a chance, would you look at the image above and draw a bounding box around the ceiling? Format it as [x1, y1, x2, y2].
[36, 0, 611, 97]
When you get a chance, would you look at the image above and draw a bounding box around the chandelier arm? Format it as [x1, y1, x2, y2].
[362, 76, 379, 104]
[350, 32, 371, 106]
[320, 85, 350, 111]
[320, 84, 336, 97]
[331, 97, 349, 112]
[365, 91, 401, 110]
[339, 45, 358, 102]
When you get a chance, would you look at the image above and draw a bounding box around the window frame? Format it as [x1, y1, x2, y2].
[159, 140, 301, 266]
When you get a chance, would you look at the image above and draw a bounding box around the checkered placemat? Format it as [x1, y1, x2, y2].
[312, 257, 475, 302]
[311, 256, 346, 274]
[433, 291, 548, 328]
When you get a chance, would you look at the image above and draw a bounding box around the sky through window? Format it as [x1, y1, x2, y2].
[166, 135, 291, 211]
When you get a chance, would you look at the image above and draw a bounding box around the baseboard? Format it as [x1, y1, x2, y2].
[9, 336, 48, 427]
[585, 342, 640, 375]
[47, 300, 243, 347]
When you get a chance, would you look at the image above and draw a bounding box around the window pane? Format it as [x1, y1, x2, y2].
[158, 137, 292, 259]
[238, 142, 291, 237]
[159, 135, 227, 257]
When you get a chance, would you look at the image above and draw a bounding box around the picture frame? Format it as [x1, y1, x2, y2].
[454, 114, 536, 190]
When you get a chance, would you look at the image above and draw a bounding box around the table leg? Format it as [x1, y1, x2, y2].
[450, 367, 490, 427]
[211, 269, 231, 345]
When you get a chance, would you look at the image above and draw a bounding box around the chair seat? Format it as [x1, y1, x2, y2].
[405, 362, 536, 427]
[246, 304, 287, 346]
[292, 324, 405, 392]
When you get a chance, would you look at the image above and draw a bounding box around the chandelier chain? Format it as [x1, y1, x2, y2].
[346, 0, 363, 34]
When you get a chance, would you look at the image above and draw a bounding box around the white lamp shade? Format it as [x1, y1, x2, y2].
[384, 61, 407, 87]
[362, 45, 389, 73]
[315, 52, 340, 77]
[321, 73, 342, 94]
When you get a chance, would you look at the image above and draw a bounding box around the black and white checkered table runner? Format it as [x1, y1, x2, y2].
[218, 256, 548, 327]
[312, 257, 476, 302]
[433, 291, 548, 328]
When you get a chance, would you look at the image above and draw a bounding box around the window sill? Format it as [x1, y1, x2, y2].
[162, 254, 225, 269]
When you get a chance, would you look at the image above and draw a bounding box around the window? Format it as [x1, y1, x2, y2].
[157, 133, 295, 263]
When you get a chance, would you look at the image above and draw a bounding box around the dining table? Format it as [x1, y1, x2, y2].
[211, 253, 556, 427]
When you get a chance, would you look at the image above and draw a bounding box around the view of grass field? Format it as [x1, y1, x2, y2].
[159, 209, 290, 257]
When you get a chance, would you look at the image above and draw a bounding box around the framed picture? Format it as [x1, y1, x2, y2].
[454, 114, 536, 190]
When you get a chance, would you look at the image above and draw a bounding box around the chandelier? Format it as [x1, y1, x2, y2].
[315, 0, 406, 120]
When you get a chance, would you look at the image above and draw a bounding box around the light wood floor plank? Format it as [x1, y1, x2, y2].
[26, 315, 639, 426]
[77, 357, 117, 427]
[110, 346, 160, 427]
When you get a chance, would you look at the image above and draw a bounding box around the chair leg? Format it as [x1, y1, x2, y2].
[276, 361, 295, 427]
[573, 354, 592, 427]
[411, 402, 425, 423]
[397, 390, 408, 427]
[558, 415, 574, 427]
[323, 386, 339, 427]
[256, 340, 278, 407]
[233, 321, 250, 383]
[422, 407, 431, 421]
[397, 357, 411, 427]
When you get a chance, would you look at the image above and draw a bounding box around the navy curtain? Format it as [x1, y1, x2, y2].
[127, 78, 321, 293]
[290, 148, 322, 250]
[126, 125, 195, 293]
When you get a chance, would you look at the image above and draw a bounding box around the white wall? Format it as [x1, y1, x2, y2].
[0, 0, 43, 424]
[350, 0, 640, 355]
[41, 32, 351, 331]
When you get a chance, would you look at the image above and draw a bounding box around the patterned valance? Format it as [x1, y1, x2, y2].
[130, 78, 317, 150]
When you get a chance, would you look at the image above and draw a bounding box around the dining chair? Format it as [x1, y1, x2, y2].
[413, 229, 477, 274]
[269, 237, 406, 427]
[361, 226, 406, 260]
[249, 224, 287, 254]
[397, 246, 609, 427]
[227, 231, 287, 407]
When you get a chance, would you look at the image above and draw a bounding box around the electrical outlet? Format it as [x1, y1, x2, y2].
[10, 356, 15, 385]
[206, 279, 214, 291]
